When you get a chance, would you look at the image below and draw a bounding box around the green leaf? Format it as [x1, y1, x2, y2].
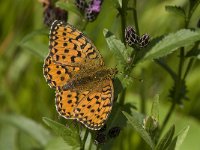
[186, 42, 200, 57]
[189, 0, 200, 18]
[103, 29, 129, 66]
[20, 41, 48, 60]
[0, 125, 17, 150]
[175, 126, 190, 150]
[56, 1, 81, 17]
[122, 111, 155, 149]
[156, 125, 175, 150]
[168, 136, 178, 150]
[46, 137, 77, 150]
[20, 28, 48, 44]
[0, 114, 52, 146]
[19, 29, 49, 59]
[165, 6, 185, 18]
[42, 117, 81, 150]
[143, 29, 200, 60]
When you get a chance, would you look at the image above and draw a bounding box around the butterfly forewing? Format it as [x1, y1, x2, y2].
[43, 20, 104, 89]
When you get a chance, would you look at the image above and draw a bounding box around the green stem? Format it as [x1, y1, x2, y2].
[81, 20, 88, 31]
[89, 131, 95, 150]
[133, 0, 139, 35]
[154, 59, 177, 80]
[183, 58, 194, 79]
[119, 88, 127, 107]
[158, 48, 185, 141]
[178, 48, 185, 78]
[158, 102, 176, 141]
[140, 70, 146, 114]
[118, 5, 126, 43]
[81, 129, 89, 150]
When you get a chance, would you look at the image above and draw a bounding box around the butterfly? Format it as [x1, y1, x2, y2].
[43, 20, 117, 130]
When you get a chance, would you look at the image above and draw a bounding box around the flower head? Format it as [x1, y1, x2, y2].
[138, 34, 150, 48]
[75, 0, 103, 22]
[125, 26, 150, 48]
[40, 0, 68, 27]
[125, 26, 140, 47]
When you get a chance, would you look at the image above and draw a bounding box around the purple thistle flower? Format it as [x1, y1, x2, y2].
[75, 0, 103, 22]
[88, 0, 102, 12]
[85, 0, 103, 22]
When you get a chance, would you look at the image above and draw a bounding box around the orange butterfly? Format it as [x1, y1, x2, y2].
[43, 20, 117, 130]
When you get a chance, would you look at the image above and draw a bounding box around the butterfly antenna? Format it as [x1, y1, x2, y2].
[118, 72, 143, 82]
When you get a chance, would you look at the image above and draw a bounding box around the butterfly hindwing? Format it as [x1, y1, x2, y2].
[55, 79, 114, 130]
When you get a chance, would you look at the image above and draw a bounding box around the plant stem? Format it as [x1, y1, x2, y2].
[183, 58, 194, 79]
[158, 48, 185, 141]
[154, 59, 177, 80]
[140, 69, 146, 114]
[158, 102, 176, 139]
[133, 0, 139, 35]
[178, 48, 185, 78]
[81, 129, 89, 150]
[118, 1, 127, 43]
[88, 133, 93, 150]
[119, 87, 127, 107]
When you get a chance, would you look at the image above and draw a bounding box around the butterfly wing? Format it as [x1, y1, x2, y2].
[43, 20, 104, 89]
[55, 79, 114, 130]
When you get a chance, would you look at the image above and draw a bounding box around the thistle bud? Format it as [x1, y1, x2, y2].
[94, 133, 106, 144]
[75, 0, 87, 11]
[108, 127, 121, 138]
[143, 116, 159, 138]
[125, 26, 140, 47]
[138, 34, 150, 48]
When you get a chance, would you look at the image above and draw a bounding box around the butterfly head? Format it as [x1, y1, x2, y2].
[108, 68, 118, 78]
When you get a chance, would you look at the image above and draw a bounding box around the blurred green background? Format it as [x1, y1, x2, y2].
[0, 0, 200, 150]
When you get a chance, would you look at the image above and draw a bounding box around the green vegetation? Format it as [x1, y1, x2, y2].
[0, 0, 200, 150]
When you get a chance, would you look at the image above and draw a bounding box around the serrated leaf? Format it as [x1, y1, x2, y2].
[122, 111, 155, 149]
[103, 29, 131, 69]
[175, 126, 190, 150]
[144, 29, 200, 60]
[0, 114, 51, 146]
[165, 6, 185, 18]
[56, 1, 81, 17]
[42, 117, 81, 150]
[156, 125, 175, 150]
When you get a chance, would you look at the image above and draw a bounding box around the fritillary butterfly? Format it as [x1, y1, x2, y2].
[43, 20, 117, 130]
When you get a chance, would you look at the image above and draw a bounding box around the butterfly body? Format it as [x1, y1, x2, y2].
[63, 67, 117, 91]
[43, 20, 116, 130]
